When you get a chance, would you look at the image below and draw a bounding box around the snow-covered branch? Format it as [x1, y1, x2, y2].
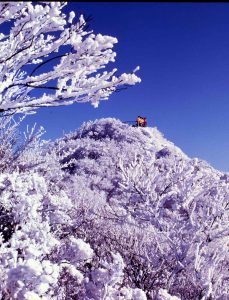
[0, 2, 141, 115]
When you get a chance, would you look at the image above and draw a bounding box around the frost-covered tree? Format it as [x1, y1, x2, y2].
[0, 2, 140, 115]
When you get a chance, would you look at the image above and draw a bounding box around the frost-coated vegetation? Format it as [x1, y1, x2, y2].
[0, 2, 140, 115]
[0, 2, 228, 299]
[0, 117, 228, 299]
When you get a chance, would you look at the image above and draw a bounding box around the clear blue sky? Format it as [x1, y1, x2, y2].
[19, 2, 229, 172]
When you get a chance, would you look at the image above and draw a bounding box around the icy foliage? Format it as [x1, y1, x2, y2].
[0, 2, 140, 115]
[0, 118, 228, 299]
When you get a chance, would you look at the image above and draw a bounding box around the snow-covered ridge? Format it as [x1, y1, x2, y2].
[58, 118, 188, 159]
[55, 117, 224, 178]
[140, 126, 189, 159]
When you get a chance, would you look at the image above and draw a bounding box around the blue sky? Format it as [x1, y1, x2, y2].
[19, 2, 229, 172]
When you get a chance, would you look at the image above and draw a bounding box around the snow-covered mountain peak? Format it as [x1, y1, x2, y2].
[59, 118, 188, 160]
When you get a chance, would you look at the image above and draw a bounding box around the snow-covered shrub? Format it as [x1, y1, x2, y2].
[156, 289, 181, 300]
[0, 116, 49, 174]
[84, 252, 147, 300]
[0, 171, 90, 299]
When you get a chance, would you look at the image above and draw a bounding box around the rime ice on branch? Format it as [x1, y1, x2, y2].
[0, 2, 140, 115]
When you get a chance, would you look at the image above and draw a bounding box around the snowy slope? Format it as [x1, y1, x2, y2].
[1, 118, 227, 300]
[139, 126, 189, 159]
[54, 118, 223, 180]
[52, 118, 228, 300]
